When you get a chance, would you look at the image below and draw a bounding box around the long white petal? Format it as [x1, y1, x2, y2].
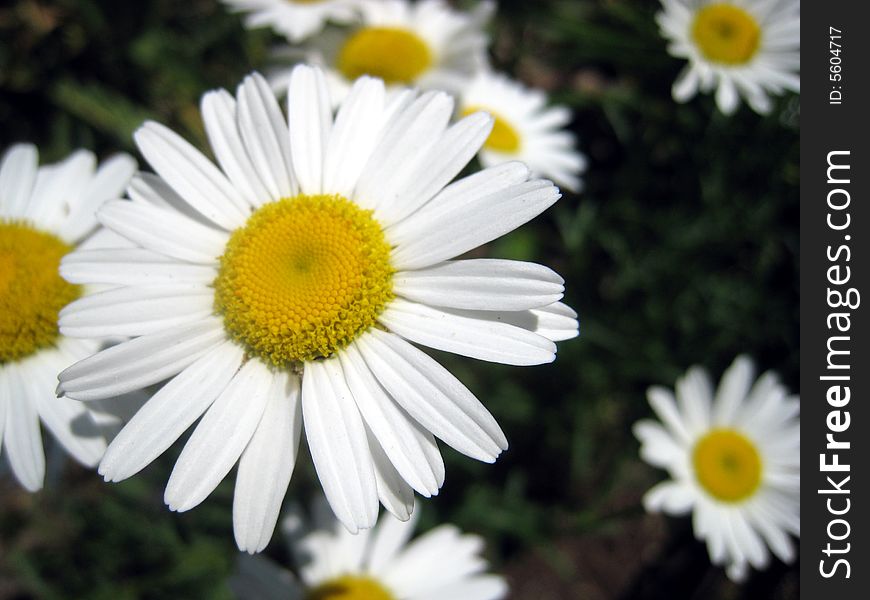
[375, 111, 492, 225]
[236, 73, 298, 201]
[58, 318, 226, 401]
[26, 150, 96, 232]
[2, 367, 45, 491]
[287, 65, 332, 194]
[0, 143, 38, 218]
[234, 372, 303, 553]
[338, 344, 441, 497]
[389, 178, 560, 270]
[61, 248, 217, 287]
[368, 430, 416, 522]
[713, 355, 754, 425]
[97, 199, 228, 264]
[134, 121, 249, 229]
[202, 88, 270, 208]
[301, 358, 378, 533]
[367, 510, 419, 575]
[60, 153, 137, 243]
[394, 259, 563, 311]
[323, 76, 387, 198]
[25, 353, 106, 467]
[59, 284, 214, 338]
[165, 358, 274, 512]
[99, 341, 244, 482]
[379, 299, 556, 366]
[355, 330, 507, 462]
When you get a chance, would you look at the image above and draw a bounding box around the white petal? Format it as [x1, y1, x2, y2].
[2, 367, 45, 491]
[394, 259, 563, 311]
[632, 420, 683, 469]
[672, 66, 699, 102]
[323, 76, 387, 198]
[60, 153, 137, 243]
[61, 248, 217, 287]
[99, 341, 244, 482]
[368, 430, 416, 522]
[715, 78, 740, 115]
[354, 91, 453, 219]
[713, 355, 754, 425]
[134, 121, 249, 229]
[97, 199, 228, 264]
[234, 372, 303, 553]
[413, 575, 507, 600]
[25, 353, 106, 467]
[26, 150, 95, 232]
[58, 318, 226, 401]
[236, 72, 298, 201]
[286, 65, 332, 194]
[375, 111, 492, 226]
[675, 366, 713, 435]
[367, 510, 419, 575]
[59, 284, 214, 338]
[202, 88, 271, 207]
[389, 177, 560, 270]
[379, 299, 556, 366]
[527, 302, 579, 341]
[338, 344, 441, 496]
[165, 358, 274, 512]
[642, 480, 695, 514]
[647, 386, 691, 445]
[301, 358, 378, 533]
[0, 143, 38, 218]
[355, 330, 507, 462]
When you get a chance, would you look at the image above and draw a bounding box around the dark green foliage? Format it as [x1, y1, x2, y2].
[0, 1, 798, 598]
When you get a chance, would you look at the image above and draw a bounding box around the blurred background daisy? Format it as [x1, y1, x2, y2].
[0, 1, 798, 598]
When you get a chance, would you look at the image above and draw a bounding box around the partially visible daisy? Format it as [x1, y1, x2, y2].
[232, 507, 507, 600]
[222, 0, 363, 43]
[458, 71, 586, 193]
[0, 143, 136, 491]
[271, 0, 493, 103]
[57, 65, 578, 552]
[633, 355, 800, 582]
[657, 0, 800, 114]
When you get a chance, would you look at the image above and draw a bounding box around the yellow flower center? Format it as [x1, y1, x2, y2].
[691, 3, 761, 65]
[0, 221, 81, 363]
[214, 194, 394, 366]
[462, 106, 521, 153]
[692, 428, 762, 503]
[307, 576, 396, 600]
[337, 27, 433, 84]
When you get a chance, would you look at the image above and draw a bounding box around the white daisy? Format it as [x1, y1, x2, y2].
[222, 0, 363, 43]
[56, 65, 578, 552]
[271, 0, 493, 103]
[232, 507, 507, 600]
[0, 143, 137, 491]
[657, 0, 800, 114]
[633, 355, 800, 582]
[458, 71, 586, 193]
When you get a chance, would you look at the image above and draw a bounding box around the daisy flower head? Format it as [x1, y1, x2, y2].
[272, 0, 493, 103]
[0, 143, 136, 491]
[57, 65, 578, 552]
[232, 507, 507, 600]
[657, 0, 800, 115]
[633, 355, 800, 582]
[459, 71, 587, 193]
[222, 0, 363, 43]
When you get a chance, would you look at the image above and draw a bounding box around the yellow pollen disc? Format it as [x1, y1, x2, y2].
[692, 3, 761, 65]
[0, 221, 81, 363]
[462, 106, 522, 154]
[307, 575, 396, 600]
[693, 428, 762, 503]
[337, 27, 433, 84]
[214, 194, 394, 366]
